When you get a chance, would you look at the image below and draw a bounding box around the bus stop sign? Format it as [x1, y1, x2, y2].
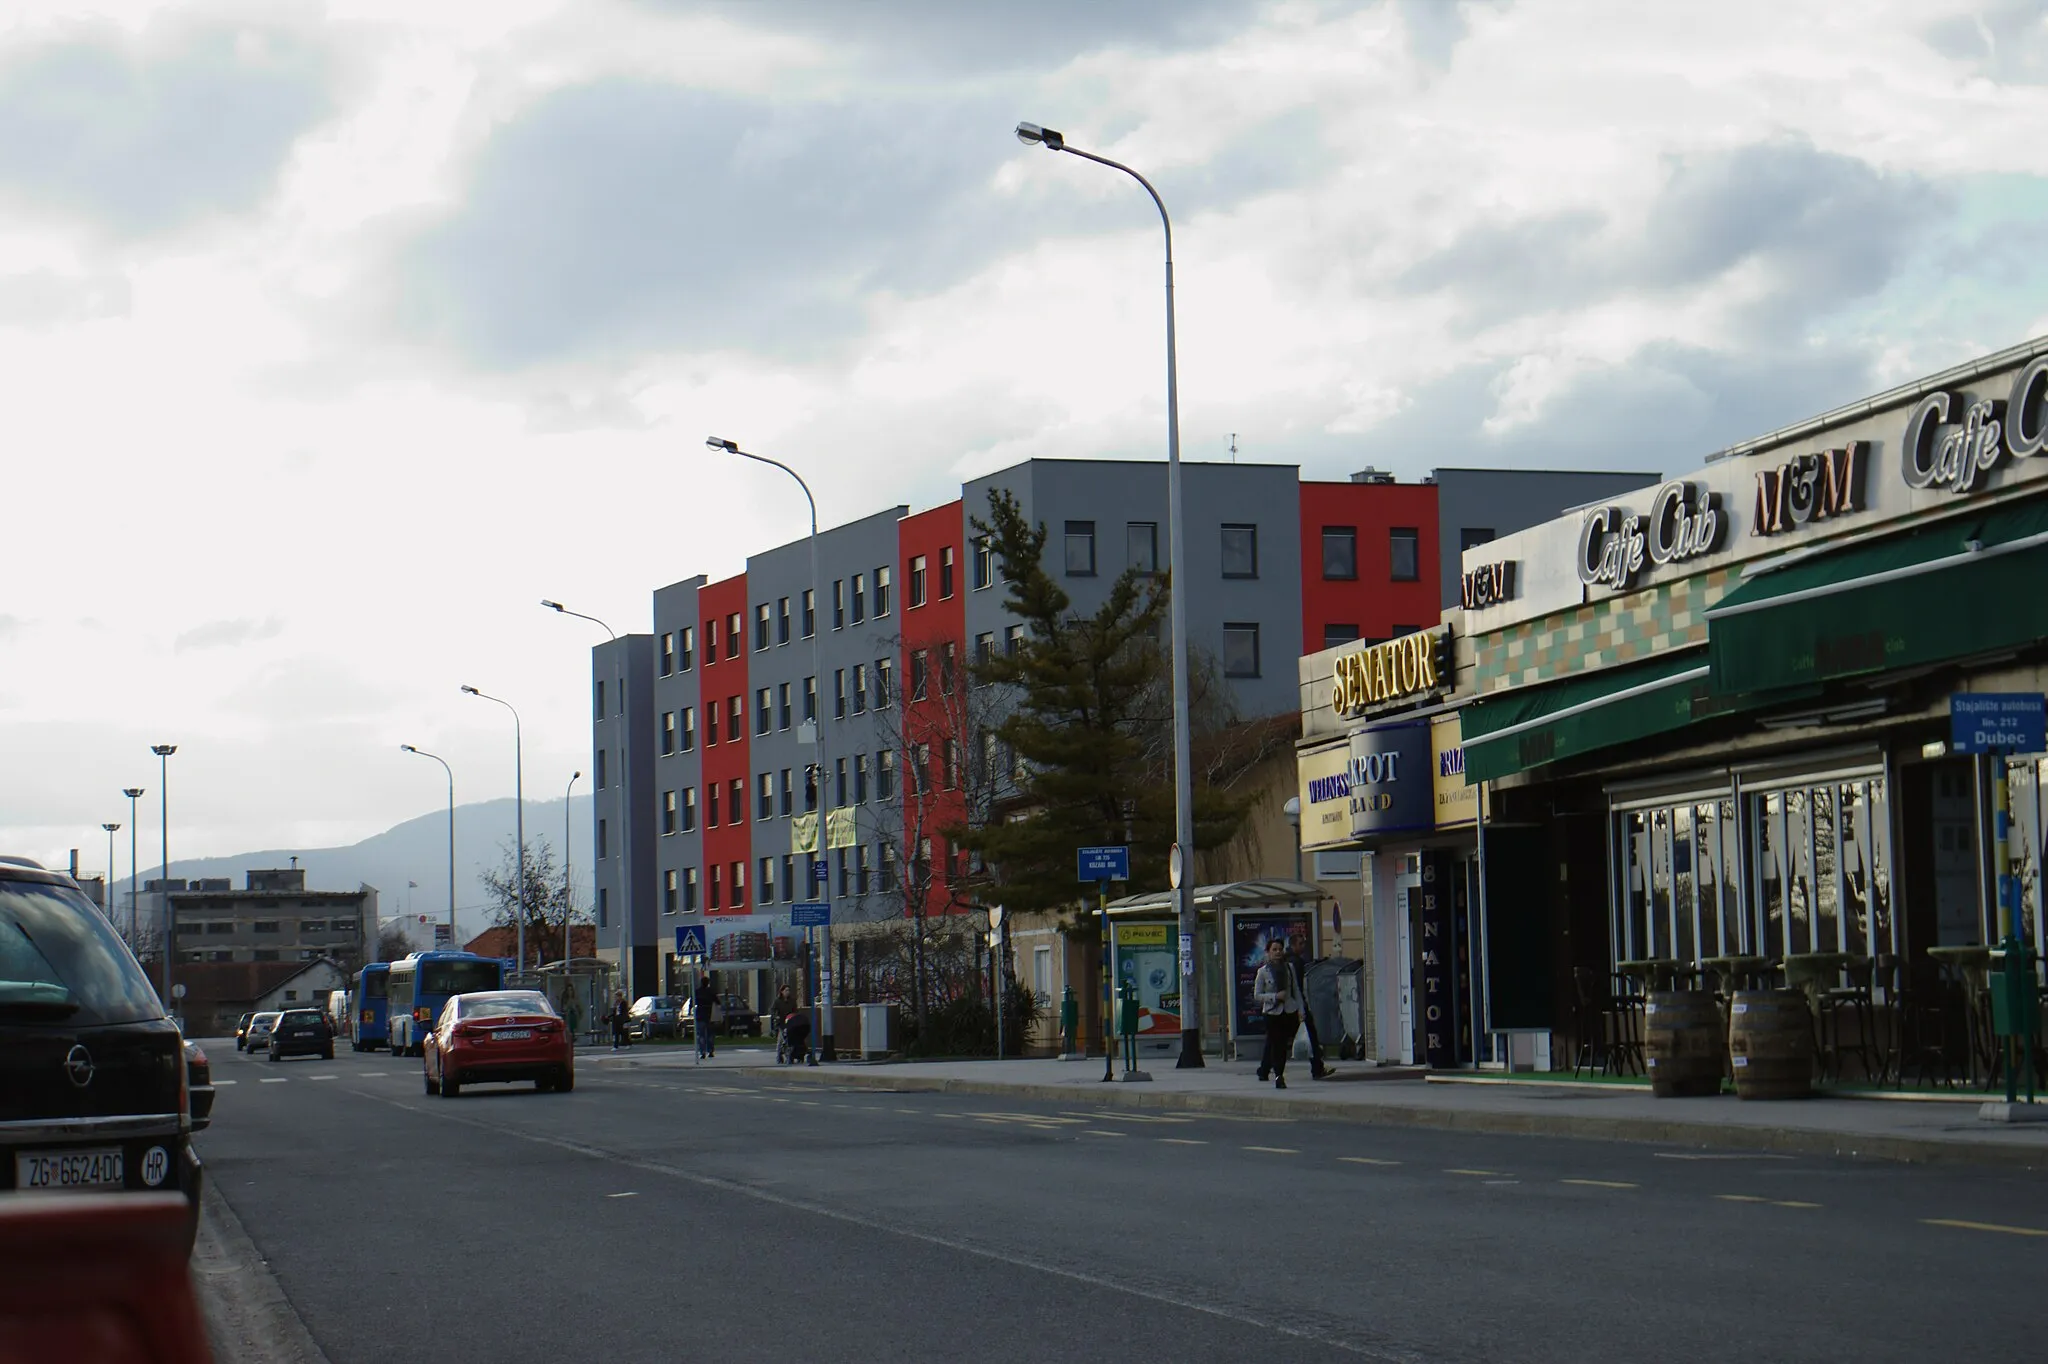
[1077, 846, 1130, 882]
[1951, 693, 2047, 755]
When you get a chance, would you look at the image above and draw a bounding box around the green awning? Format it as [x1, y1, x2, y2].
[1707, 495, 2048, 695]
[1464, 651, 1711, 784]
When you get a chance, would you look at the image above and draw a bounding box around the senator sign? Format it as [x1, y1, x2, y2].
[1330, 627, 1450, 719]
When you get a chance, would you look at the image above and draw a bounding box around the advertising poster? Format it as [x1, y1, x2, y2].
[1228, 910, 1313, 1039]
[702, 914, 802, 971]
[1113, 923, 1179, 1051]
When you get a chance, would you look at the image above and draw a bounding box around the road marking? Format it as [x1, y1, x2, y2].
[1445, 1168, 1503, 1177]
[1245, 1145, 1299, 1155]
[360, 1073, 386, 1078]
[1714, 1194, 1769, 1203]
[1339, 1157, 1399, 1166]
[1562, 1179, 1637, 1189]
[307, 1075, 337, 1082]
[1159, 1138, 1208, 1146]
[1655, 1152, 1791, 1161]
[212, 1080, 237, 1086]
[258, 1077, 289, 1084]
[1924, 1217, 2048, 1238]
[606, 1192, 638, 1199]
[895, 1108, 921, 1115]
[1058, 1110, 1193, 1125]
[1085, 1129, 1128, 1138]
[1774, 1201, 1822, 1209]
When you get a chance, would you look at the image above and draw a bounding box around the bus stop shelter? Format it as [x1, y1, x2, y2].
[530, 958, 617, 1045]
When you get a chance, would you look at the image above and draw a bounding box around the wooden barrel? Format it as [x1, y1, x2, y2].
[1728, 990, 1814, 1100]
[1644, 991, 1723, 1097]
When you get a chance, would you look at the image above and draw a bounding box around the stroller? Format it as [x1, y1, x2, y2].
[778, 1008, 816, 1066]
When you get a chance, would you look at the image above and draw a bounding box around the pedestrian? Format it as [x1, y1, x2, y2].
[1287, 930, 1332, 1080]
[1253, 938, 1303, 1089]
[563, 989, 582, 1048]
[694, 974, 719, 1060]
[609, 991, 628, 1051]
[782, 1000, 815, 1067]
[770, 986, 797, 1065]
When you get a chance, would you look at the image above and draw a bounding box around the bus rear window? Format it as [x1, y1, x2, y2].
[421, 961, 500, 996]
[361, 973, 387, 1000]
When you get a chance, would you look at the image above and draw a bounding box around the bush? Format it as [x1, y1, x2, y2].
[901, 981, 1045, 1058]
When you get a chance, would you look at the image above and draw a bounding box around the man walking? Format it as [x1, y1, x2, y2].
[608, 991, 629, 1051]
[1287, 929, 1332, 1080]
[694, 974, 719, 1060]
[1253, 937, 1303, 1089]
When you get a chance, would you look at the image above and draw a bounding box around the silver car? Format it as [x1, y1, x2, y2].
[244, 1011, 282, 1050]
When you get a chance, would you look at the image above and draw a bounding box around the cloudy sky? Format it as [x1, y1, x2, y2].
[4, 0, 2047, 879]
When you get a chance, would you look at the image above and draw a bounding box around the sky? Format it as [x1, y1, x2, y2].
[5, 0, 2048, 880]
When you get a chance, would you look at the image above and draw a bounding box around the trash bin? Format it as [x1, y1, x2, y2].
[858, 1003, 897, 1060]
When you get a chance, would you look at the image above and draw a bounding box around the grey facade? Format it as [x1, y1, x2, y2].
[591, 632, 658, 996]
[649, 576, 705, 992]
[167, 867, 374, 966]
[1430, 466, 1662, 608]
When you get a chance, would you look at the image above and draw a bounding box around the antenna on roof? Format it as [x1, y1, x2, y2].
[1230, 433, 1238, 464]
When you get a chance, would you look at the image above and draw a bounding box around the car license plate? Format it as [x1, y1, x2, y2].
[495, 1029, 533, 1040]
[17, 1149, 124, 1191]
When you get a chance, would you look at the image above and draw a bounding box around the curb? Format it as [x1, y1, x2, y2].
[191, 1182, 332, 1364]
[688, 1063, 2048, 1170]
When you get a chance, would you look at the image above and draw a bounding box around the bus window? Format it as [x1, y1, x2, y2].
[420, 959, 501, 997]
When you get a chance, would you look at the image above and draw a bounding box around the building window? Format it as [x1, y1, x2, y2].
[909, 554, 928, 608]
[756, 604, 771, 651]
[1460, 527, 1496, 552]
[804, 763, 818, 812]
[1390, 527, 1420, 582]
[777, 596, 792, 644]
[758, 773, 774, 821]
[679, 625, 694, 672]
[835, 756, 849, 807]
[803, 676, 817, 723]
[837, 848, 849, 898]
[1323, 623, 1361, 649]
[706, 785, 719, 828]
[660, 633, 675, 676]
[597, 888, 608, 928]
[778, 682, 792, 730]
[874, 656, 893, 708]
[912, 743, 931, 795]
[880, 842, 898, 893]
[944, 739, 961, 791]
[973, 536, 993, 590]
[940, 545, 955, 598]
[681, 787, 697, 832]
[708, 865, 721, 911]
[851, 573, 866, 624]
[855, 844, 871, 896]
[1223, 623, 1261, 678]
[978, 731, 999, 787]
[726, 612, 742, 661]
[855, 753, 870, 804]
[756, 687, 772, 736]
[661, 790, 678, 836]
[253, 949, 279, 962]
[252, 920, 279, 934]
[1127, 522, 1158, 576]
[727, 696, 743, 743]
[833, 579, 846, 630]
[938, 642, 955, 695]
[850, 664, 865, 714]
[1322, 526, 1358, 580]
[911, 649, 930, 701]
[875, 566, 891, 617]
[1221, 524, 1259, 579]
[731, 860, 746, 909]
[1064, 520, 1096, 576]
[759, 856, 776, 906]
[684, 867, 698, 912]
[661, 711, 677, 755]
[802, 589, 816, 638]
[598, 818, 608, 859]
[596, 748, 607, 790]
[594, 679, 606, 722]
[878, 748, 896, 801]
[779, 768, 794, 817]
[780, 855, 795, 903]
[1005, 624, 1023, 657]
[663, 869, 678, 915]
[729, 778, 745, 825]
[975, 631, 994, 668]
[834, 668, 847, 719]
[704, 618, 717, 665]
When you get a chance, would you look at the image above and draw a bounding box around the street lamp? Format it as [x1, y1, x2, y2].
[400, 744, 457, 943]
[461, 686, 526, 976]
[100, 823, 120, 920]
[150, 745, 176, 1009]
[707, 435, 836, 1062]
[1282, 797, 1303, 883]
[564, 770, 581, 971]
[1014, 120, 1201, 1067]
[121, 788, 143, 945]
[542, 600, 636, 1003]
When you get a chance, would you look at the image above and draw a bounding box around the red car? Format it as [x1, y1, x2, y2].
[422, 990, 573, 1097]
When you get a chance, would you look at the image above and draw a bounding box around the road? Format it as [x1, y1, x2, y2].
[196, 1042, 2048, 1364]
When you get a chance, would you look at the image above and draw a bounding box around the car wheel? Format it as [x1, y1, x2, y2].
[322, 1046, 334, 1060]
[442, 1071, 460, 1098]
[425, 1069, 439, 1096]
[268, 1048, 279, 1062]
[555, 1069, 574, 1093]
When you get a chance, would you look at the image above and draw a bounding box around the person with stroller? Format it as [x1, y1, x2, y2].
[771, 986, 798, 1064]
[780, 994, 816, 1067]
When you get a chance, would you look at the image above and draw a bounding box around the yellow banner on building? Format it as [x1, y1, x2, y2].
[790, 812, 819, 855]
[826, 807, 858, 850]
[1297, 741, 1354, 852]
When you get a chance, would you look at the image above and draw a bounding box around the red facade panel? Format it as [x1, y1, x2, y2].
[1298, 481, 1441, 652]
[897, 501, 969, 919]
[698, 571, 751, 915]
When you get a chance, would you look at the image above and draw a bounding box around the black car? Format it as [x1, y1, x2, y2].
[183, 1040, 213, 1131]
[0, 857, 204, 1253]
[267, 1009, 334, 1061]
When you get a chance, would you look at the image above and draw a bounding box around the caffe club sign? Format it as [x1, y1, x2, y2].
[1901, 353, 2048, 496]
[1576, 480, 1724, 591]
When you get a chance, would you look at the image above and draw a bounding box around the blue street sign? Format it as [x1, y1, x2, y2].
[812, 858, 830, 882]
[674, 924, 707, 960]
[1951, 693, 2047, 755]
[791, 902, 832, 928]
[1076, 845, 1131, 883]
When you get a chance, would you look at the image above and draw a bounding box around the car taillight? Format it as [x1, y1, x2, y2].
[177, 1051, 191, 1125]
[360, 1010, 371, 1024]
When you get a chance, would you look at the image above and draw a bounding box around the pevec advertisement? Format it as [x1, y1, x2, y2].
[1112, 923, 1179, 1052]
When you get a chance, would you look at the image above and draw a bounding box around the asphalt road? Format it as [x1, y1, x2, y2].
[195, 1043, 2048, 1364]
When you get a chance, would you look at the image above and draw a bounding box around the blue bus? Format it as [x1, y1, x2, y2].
[385, 951, 505, 1056]
[353, 963, 390, 1051]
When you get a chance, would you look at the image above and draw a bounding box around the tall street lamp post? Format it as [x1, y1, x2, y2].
[462, 686, 526, 976]
[100, 823, 120, 920]
[122, 788, 143, 945]
[565, 770, 581, 972]
[1014, 121, 1201, 1067]
[706, 436, 836, 1061]
[400, 744, 457, 944]
[542, 601, 635, 1004]
[150, 745, 177, 1009]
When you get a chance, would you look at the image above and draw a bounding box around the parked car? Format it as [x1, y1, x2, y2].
[233, 1012, 255, 1050]
[0, 855, 205, 1255]
[182, 1040, 213, 1131]
[243, 1011, 281, 1051]
[682, 992, 760, 1038]
[625, 995, 683, 1040]
[266, 1009, 333, 1062]
[423, 990, 572, 1097]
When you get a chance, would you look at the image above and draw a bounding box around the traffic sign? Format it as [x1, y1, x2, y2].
[791, 902, 831, 928]
[812, 858, 830, 883]
[674, 924, 707, 960]
[1951, 693, 2047, 755]
[1168, 842, 1184, 890]
[1076, 845, 1130, 882]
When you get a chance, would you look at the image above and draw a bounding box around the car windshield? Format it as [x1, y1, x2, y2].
[253, 1013, 280, 1025]
[0, 878, 164, 1026]
[462, 994, 553, 1019]
[421, 960, 500, 995]
[281, 1011, 322, 1025]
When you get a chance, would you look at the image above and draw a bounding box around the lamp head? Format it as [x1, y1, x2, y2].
[541, 599, 564, 612]
[705, 436, 739, 453]
[460, 685, 480, 696]
[401, 744, 418, 753]
[103, 823, 120, 833]
[123, 787, 144, 799]
[573, 770, 582, 780]
[1015, 121, 1064, 150]
[151, 744, 176, 758]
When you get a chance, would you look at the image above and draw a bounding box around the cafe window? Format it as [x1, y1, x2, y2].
[1389, 528, 1420, 582]
[1221, 524, 1258, 579]
[1322, 526, 1357, 580]
[1128, 522, 1158, 576]
[1222, 623, 1260, 678]
[1064, 521, 1096, 577]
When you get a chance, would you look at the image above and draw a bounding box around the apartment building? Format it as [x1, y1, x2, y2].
[166, 866, 375, 967]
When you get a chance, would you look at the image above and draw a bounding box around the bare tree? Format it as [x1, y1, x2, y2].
[479, 838, 587, 970]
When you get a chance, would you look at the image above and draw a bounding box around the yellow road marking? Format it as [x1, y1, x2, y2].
[1562, 1179, 1637, 1189]
[1924, 1217, 2048, 1238]
[1245, 1145, 1300, 1155]
[1340, 1157, 1400, 1166]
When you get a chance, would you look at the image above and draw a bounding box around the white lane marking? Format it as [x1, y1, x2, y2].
[259, 1078, 289, 1084]
[1339, 1156, 1399, 1166]
[212, 1080, 237, 1086]
[1084, 1129, 1127, 1138]
[1244, 1145, 1299, 1155]
[359, 1073, 387, 1078]
[606, 1192, 639, 1199]
[307, 1075, 338, 1082]
[1562, 1179, 1636, 1190]
[1158, 1138, 1207, 1146]
[349, 1089, 1416, 1363]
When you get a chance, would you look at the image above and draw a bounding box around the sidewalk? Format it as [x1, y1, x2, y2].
[594, 1048, 2048, 1170]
